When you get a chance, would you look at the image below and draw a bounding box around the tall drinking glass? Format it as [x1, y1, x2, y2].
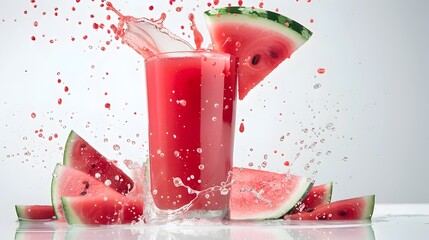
[144, 51, 237, 221]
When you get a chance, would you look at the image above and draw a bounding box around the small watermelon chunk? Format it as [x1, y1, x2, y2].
[285, 195, 375, 220]
[293, 182, 333, 213]
[62, 195, 143, 225]
[205, 7, 312, 99]
[230, 167, 313, 220]
[51, 164, 120, 220]
[15, 205, 56, 221]
[63, 130, 134, 195]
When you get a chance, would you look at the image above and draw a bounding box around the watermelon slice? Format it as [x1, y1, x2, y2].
[204, 7, 312, 99]
[62, 195, 143, 225]
[51, 164, 121, 220]
[230, 167, 313, 220]
[293, 182, 333, 213]
[285, 195, 375, 220]
[63, 130, 134, 195]
[15, 205, 56, 221]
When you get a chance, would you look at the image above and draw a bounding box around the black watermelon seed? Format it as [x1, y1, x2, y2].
[81, 191, 87, 196]
[251, 54, 260, 65]
[338, 210, 348, 217]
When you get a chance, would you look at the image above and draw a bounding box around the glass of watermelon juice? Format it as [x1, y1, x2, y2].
[145, 51, 237, 220]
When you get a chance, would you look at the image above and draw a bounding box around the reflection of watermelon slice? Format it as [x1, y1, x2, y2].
[63, 130, 134, 195]
[51, 164, 119, 220]
[285, 195, 375, 220]
[230, 167, 313, 220]
[289, 225, 376, 240]
[15, 205, 56, 221]
[62, 194, 143, 225]
[14, 221, 57, 240]
[205, 7, 312, 99]
[293, 182, 333, 213]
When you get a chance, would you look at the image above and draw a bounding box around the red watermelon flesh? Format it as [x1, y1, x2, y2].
[205, 7, 312, 99]
[51, 164, 121, 220]
[15, 205, 56, 221]
[62, 194, 144, 225]
[293, 182, 333, 213]
[63, 130, 134, 195]
[230, 167, 313, 220]
[285, 195, 375, 220]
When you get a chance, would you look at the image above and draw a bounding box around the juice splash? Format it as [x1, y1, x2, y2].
[106, 2, 194, 58]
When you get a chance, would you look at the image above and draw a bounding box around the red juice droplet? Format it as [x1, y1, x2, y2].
[213, 0, 220, 5]
[284, 161, 290, 166]
[93, 23, 99, 29]
[31, 112, 36, 118]
[239, 122, 245, 133]
[238, 0, 243, 6]
[317, 68, 326, 74]
[259, 2, 264, 8]
[58, 98, 62, 105]
[176, 7, 182, 12]
[188, 13, 203, 50]
[105, 103, 111, 109]
[31, 36, 36, 41]
[64, 86, 69, 92]
[149, 5, 154, 11]
[33, 21, 38, 27]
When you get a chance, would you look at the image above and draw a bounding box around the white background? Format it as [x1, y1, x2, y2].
[1, 0, 428, 225]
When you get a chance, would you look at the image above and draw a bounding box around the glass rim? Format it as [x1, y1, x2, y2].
[144, 50, 233, 62]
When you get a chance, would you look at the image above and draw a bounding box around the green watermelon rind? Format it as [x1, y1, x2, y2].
[363, 195, 376, 219]
[61, 197, 83, 225]
[205, 6, 312, 42]
[63, 130, 79, 166]
[50, 164, 63, 219]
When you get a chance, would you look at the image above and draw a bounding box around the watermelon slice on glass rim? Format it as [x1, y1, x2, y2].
[204, 6, 312, 99]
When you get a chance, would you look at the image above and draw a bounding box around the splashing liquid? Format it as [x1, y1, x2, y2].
[143, 171, 234, 223]
[106, 2, 195, 58]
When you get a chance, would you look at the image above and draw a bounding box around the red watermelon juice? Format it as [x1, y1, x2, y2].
[145, 51, 237, 219]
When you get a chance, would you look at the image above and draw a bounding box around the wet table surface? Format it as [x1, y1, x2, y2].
[7, 204, 429, 240]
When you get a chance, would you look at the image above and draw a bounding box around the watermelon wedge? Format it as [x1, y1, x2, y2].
[230, 167, 313, 220]
[292, 182, 333, 213]
[285, 195, 375, 220]
[51, 164, 121, 220]
[204, 7, 312, 99]
[63, 130, 134, 195]
[15, 205, 56, 221]
[62, 195, 143, 225]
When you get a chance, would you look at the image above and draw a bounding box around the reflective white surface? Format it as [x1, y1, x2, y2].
[8, 204, 429, 240]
